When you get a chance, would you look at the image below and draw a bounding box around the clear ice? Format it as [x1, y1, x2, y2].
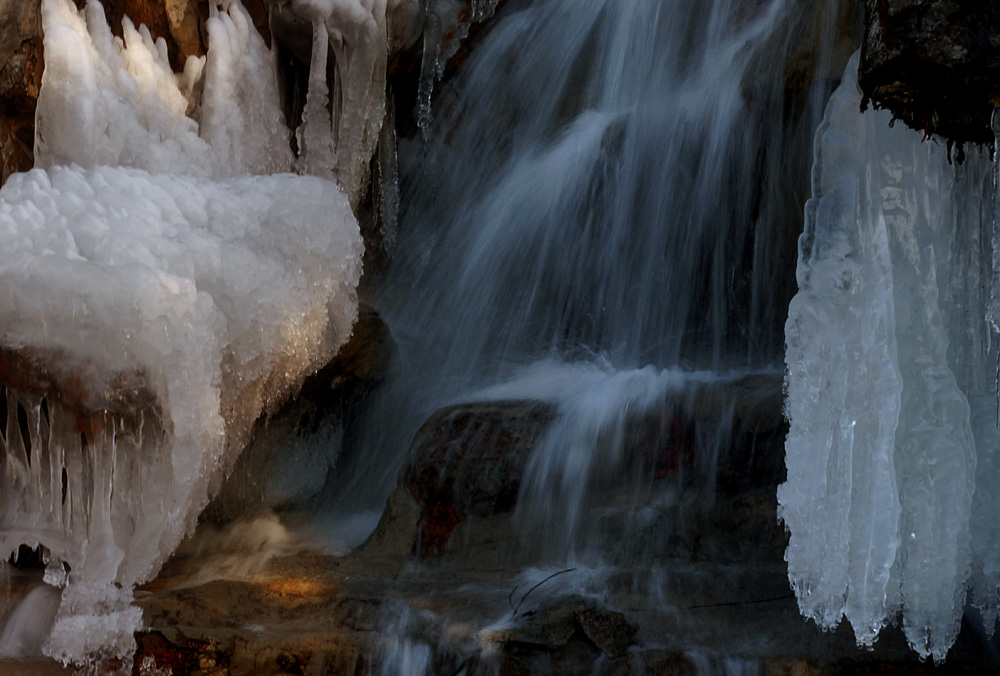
[781, 53, 997, 661]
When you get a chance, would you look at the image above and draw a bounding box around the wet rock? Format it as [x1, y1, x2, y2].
[405, 400, 554, 557]
[0, 0, 42, 184]
[479, 596, 637, 676]
[573, 608, 636, 660]
[205, 304, 398, 522]
[859, 0, 1000, 146]
[407, 401, 554, 516]
[486, 598, 584, 650]
[0, 344, 160, 422]
[133, 631, 211, 676]
[363, 372, 787, 563]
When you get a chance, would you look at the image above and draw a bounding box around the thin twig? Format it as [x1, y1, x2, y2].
[511, 568, 576, 617]
[508, 584, 519, 613]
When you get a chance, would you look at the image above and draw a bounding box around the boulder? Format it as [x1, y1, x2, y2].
[361, 372, 788, 564]
[404, 399, 555, 558]
[859, 0, 1000, 146]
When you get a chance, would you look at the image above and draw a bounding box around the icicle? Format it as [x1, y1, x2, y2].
[415, 7, 442, 138]
[415, 0, 500, 137]
[779, 53, 903, 644]
[295, 19, 337, 180]
[376, 87, 400, 257]
[987, 110, 1000, 337]
[967, 108, 1000, 639]
[781, 53, 984, 661]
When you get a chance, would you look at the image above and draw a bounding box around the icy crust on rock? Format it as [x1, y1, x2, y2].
[780, 54, 991, 662]
[35, 0, 293, 177]
[0, 0, 373, 665]
[0, 166, 362, 663]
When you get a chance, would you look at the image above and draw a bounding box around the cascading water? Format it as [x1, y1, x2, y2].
[329, 0, 854, 559]
[10, 0, 1000, 669]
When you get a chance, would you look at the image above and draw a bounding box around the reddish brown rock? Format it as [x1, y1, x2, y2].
[405, 400, 554, 557]
[0, 1, 42, 184]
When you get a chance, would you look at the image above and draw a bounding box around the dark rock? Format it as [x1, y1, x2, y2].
[204, 304, 398, 522]
[388, 0, 514, 137]
[366, 372, 787, 562]
[479, 596, 637, 675]
[0, 344, 162, 435]
[132, 631, 211, 676]
[859, 0, 1000, 145]
[574, 608, 636, 660]
[407, 400, 554, 516]
[0, 0, 42, 184]
[405, 400, 554, 557]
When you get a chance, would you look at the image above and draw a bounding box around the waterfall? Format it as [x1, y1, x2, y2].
[16, 0, 998, 668]
[330, 0, 851, 553]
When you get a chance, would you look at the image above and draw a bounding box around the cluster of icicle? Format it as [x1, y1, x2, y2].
[416, 0, 500, 134]
[780, 53, 1000, 662]
[0, 0, 452, 663]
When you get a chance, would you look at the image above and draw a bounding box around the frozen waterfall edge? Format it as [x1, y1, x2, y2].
[780, 52, 999, 662]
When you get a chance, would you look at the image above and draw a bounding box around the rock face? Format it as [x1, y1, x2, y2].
[405, 400, 555, 558]
[860, 0, 1000, 146]
[203, 304, 399, 523]
[361, 373, 790, 568]
[0, 1, 42, 183]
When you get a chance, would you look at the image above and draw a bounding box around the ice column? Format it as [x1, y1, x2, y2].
[970, 110, 1000, 636]
[781, 53, 983, 662]
[780, 52, 904, 647]
[35, 0, 293, 176]
[288, 0, 389, 202]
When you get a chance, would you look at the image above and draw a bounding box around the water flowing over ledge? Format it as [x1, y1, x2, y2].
[5, 0, 1000, 670]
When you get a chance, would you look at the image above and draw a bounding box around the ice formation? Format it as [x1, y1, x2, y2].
[780, 53, 999, 661]
[415, 0, 500, 135]
[0, 166, 362, 662]
[275, 0, 393, 201]
[35, 0, 293, 176]
[1, 0, 369, 664]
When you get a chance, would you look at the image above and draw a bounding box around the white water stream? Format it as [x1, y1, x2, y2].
[3, 0, 998, 668]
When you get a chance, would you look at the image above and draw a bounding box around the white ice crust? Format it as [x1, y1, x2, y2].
[1, 0, 365, 664]
[780, 54, 1000, 661]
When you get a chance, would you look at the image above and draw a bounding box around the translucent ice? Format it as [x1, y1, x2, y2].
[284, 0, 390, 202]
[781, 54, 990, 661]
[416, 0, 499, 136]
[35, 0, 293, 176]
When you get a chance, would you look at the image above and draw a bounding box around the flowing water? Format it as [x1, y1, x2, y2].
[323, 0, 852, 558]
[20, 0, 1000, 669]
